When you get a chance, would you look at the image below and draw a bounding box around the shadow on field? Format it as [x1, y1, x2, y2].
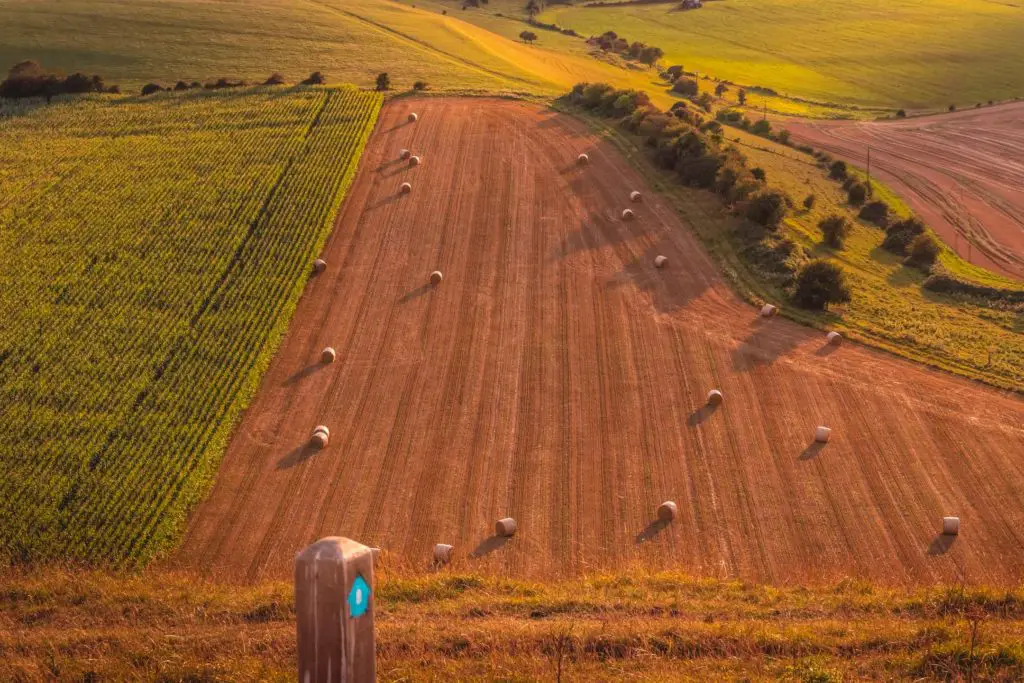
[635, 519, 669, 544]
[814, 343, 839, 357]
[368, 191, 402, 210]
[381, 164, 413, 178]
[380, 119, 413, 134]
[283, 363, 324, 386]
[731, 320, 800, 372]
[470, 534, 510, 558]
[798, 442, 826, 461]
[276, 443, 317, 470]
[399, 284, 431, 303]
[687, 402, 719, 427]
[375, 158, 404, 172]
[928, 533, 957, 556]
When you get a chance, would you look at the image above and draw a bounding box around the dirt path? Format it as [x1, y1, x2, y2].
[172, 99, 1024, 586]
[786, 103, 1024, 279]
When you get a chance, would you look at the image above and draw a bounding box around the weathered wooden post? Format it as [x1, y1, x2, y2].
[295, 537, 376, 682]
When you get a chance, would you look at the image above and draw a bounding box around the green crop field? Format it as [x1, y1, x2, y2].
[0, 86, 381, 565]
[541, 0, 1024, 111]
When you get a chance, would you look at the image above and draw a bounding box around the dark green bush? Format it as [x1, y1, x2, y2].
[819, 214, 851, 249]
[793, 260, 851, 310]
[882, 216, 926, 254]
[828, 160, 848, 180]
[857, 200, 890, 227]
[746, 190, 788, 230]
[847, 182, 868, 206]
[905, 233, 940, 270]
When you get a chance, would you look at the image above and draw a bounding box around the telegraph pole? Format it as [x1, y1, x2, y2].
[866, 146, 872, 197]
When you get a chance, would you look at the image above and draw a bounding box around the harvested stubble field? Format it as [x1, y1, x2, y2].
[786, 102, 1024, 279]
[177, 98, 1024, 586]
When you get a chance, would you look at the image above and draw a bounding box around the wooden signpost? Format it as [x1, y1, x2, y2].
[295, 537, 376, 682]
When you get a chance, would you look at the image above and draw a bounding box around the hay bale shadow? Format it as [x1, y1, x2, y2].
[687, 403, 719, 427]
[928, 533, 957, 556]
[374, 158, 404, 172]
[399, 284, 431, 303]
[380, 120, 412, 134]
[798, 442, 826, 461]
[814, 343, 839, 357]
[276, 443, 317, 470]
[635, 519, 669, 544]
[469, 535, 510, 558]
[368, 192, 401, 210]
[283, 363, 324, 386]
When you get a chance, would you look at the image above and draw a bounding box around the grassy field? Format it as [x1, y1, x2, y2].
[0, 0, 679, 106]
[4, 568, 1024, 680]
[568, 108, 1023, 390]
[541, 0, 1024, 111]
[0, 86, 381, 566]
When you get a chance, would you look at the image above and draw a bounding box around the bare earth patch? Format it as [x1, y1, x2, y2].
[172, 99, 1024, 586]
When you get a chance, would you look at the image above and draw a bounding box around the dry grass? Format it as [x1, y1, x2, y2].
[3, 568, 1024, 680]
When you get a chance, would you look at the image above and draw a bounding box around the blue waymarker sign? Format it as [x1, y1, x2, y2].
[348, 574, 370, 618]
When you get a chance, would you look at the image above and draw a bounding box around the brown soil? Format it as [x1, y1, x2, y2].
[786, 103, 1024, 279]
[173, 99, 1024, 586]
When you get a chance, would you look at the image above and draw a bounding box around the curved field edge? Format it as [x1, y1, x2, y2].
[3, 568, 1024, 680]
[555, 104, 1022, 392]
[0, 86, 382, 567]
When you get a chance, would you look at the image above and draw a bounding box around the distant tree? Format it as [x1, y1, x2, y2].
[714, 82, 728, 97]
[301, 71, 325, 85]
[174, 81, 190, 91]
[375, 72, 391, 91]
[803, 194, 816, 210]
[905, 233, 940, 269]
[751, 167, 766, 181]
[263, 73, 287, 86]
[857, 200, 890, 228]
[413, 80, 428, 91]
[639, 46, 664, 65]
[665, 65, 683, 81]
[746, 190, 788, 230]
[671, 78, 698, 97]
[819, 214, 851, 248]
[519, 30, 538, 44]
[793, 260, 851, 310]
[882, 216, 926, 254]
[847, 181, 868, 206]
[737, 88, 746, 105]
[896, 108, 906, 118]
[775, 128, 791, 145]
[750, 119, 771, 136]
[140, 83, 163, 96]
[948, 103, 956, 112]
[828, 159, 848, 180]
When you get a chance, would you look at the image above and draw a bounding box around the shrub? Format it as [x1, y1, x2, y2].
[264, 73, 286, 86]
[896, 109, 907, 118]
[738, 89, 746, 105]
[751, 167, 766, 181]
[140, 83, 163, 96]
[803, 194, 816, 210]
[519, 30, 538, 43]
[665, 65, 683, 81]
[905, 233, 940, 269]
[714, 82, 728, 97]
[677, 154, 722, 188]
[375, 72, 391, 91]
[671, 78, 698, 97]
[775, 129, 791, 145]
[746, 190, 788, 230]
[793, 260, 851, 310]
[847, 181, 867, 206]
[857, 200, 890, 227]
[301, 72, 325, 85]
[174, 81, 190, 91]
[828, 160, 848, 180]
[750, 119, 771, 136]
[882, 216, 926, 254]
[819, 214, 851, 249]
[948, 104, 956, 112]
[413, 80, 428, 91]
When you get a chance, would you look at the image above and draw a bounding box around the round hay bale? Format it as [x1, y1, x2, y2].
[706, 389, 723, 406]
[621, 208, 635, 221]
[408, 112, 419, 123]
[313, 425, 330, 438]
[577, 153, 589, 165]
[760, 303, 778, 318]
[630, 190, 642, 202]
[654, 255, 668, 269]
[433, 543, 454, 565]
[827, 331, 843, 346]
[310, 431, 329, 449]
[399, 148, 411, 160]
[657, 501, 678, 522]
[321, 347, 336, 364]
[430, 270, 443, 286]
[814, 425, 831, 443]
[312, 258, 327, 274]
[942, 516, 960, 536]
[409, 155, 421, 167]
[400, 182, 412, 194]
[495, 518, 517, 537]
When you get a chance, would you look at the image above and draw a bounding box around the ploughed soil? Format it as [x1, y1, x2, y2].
[786, 102, 1024, 279]
[172, 99, 1024, 585]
